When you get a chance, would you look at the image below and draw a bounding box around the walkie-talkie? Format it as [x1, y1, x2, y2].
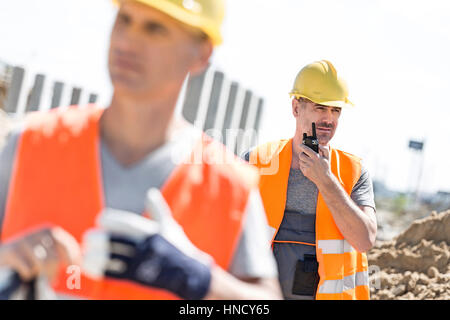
[302, 122, 319, 153]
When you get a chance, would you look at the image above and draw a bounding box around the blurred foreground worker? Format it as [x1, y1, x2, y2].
[244, 60, 377, 300]
[0, 0, 281, 299]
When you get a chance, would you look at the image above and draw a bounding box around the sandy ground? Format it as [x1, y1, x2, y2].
[369, 210, 450, 300]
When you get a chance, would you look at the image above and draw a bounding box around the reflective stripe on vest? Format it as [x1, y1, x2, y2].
[317, 239, 355, 254]
[319, 271, 369, 294]
[1, 106, 258, 299]
[250, 138, 370, 300]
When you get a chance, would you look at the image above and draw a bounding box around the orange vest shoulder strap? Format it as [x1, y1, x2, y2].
[249, 139, 291, 168]
[329, 148, 362, 194]
[249, 139, 292, 241]
[2, 106, 104, 242]
[162, 134, 257, 269]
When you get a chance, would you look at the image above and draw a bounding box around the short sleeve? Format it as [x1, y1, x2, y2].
[350, 164, 376, 211]
[0, 125, 22, 233]
[227, 189, 279, 279]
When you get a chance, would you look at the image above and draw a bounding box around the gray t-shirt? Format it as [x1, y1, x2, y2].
[0, 121, 278, 280]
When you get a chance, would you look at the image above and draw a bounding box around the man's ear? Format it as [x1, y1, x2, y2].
[189, 40, 213, 76]
[292, 98, 300, 117]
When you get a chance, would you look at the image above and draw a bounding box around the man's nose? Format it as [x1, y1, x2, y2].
[112, 24, 142, 53]
[321, 110, 334, 123]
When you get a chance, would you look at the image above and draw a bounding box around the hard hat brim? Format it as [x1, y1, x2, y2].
[289, 93, 355, 109]
[118, 0, 222, 46]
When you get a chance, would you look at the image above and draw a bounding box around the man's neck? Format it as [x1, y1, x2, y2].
[100, 92, 179, 167]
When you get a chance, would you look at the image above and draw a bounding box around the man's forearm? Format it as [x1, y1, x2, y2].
[316, 173, 376, 252]
[204, 265, 282, 300]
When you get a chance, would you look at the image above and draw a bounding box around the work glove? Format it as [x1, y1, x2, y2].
[82, 188, 213, 300]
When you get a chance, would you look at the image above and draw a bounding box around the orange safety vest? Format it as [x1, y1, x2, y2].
[1, 106, 258, 300]
[250, 139, 370, 300]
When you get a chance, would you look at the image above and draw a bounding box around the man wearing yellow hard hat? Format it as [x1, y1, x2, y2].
[245, 60, 377, 300]
[0, 0, 282, 299]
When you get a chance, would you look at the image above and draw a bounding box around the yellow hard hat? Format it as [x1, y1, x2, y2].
[117, 0, 225, 46]
[289, 60, 354, 108]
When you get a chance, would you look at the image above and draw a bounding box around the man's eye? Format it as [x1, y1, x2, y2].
[117, 13, 130, 25]
[145, 22, 168, 35]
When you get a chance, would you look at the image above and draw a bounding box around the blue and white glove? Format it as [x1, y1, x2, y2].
[82, 189, 213, 300]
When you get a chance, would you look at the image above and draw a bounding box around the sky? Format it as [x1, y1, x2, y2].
[0, 0, 449, 194]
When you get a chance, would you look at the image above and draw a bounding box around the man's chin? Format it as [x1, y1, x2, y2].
[111, 76, 143, 93]
[318, 135, 333, 146]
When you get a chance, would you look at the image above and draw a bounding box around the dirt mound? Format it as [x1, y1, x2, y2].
[368, 210, 450, 300]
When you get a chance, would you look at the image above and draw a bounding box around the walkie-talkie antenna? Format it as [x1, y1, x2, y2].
[312, 122, 317, 139]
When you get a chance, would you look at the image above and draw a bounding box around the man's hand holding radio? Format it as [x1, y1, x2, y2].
[299, 122, 333, 188]
[298, 143, 333, 189]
